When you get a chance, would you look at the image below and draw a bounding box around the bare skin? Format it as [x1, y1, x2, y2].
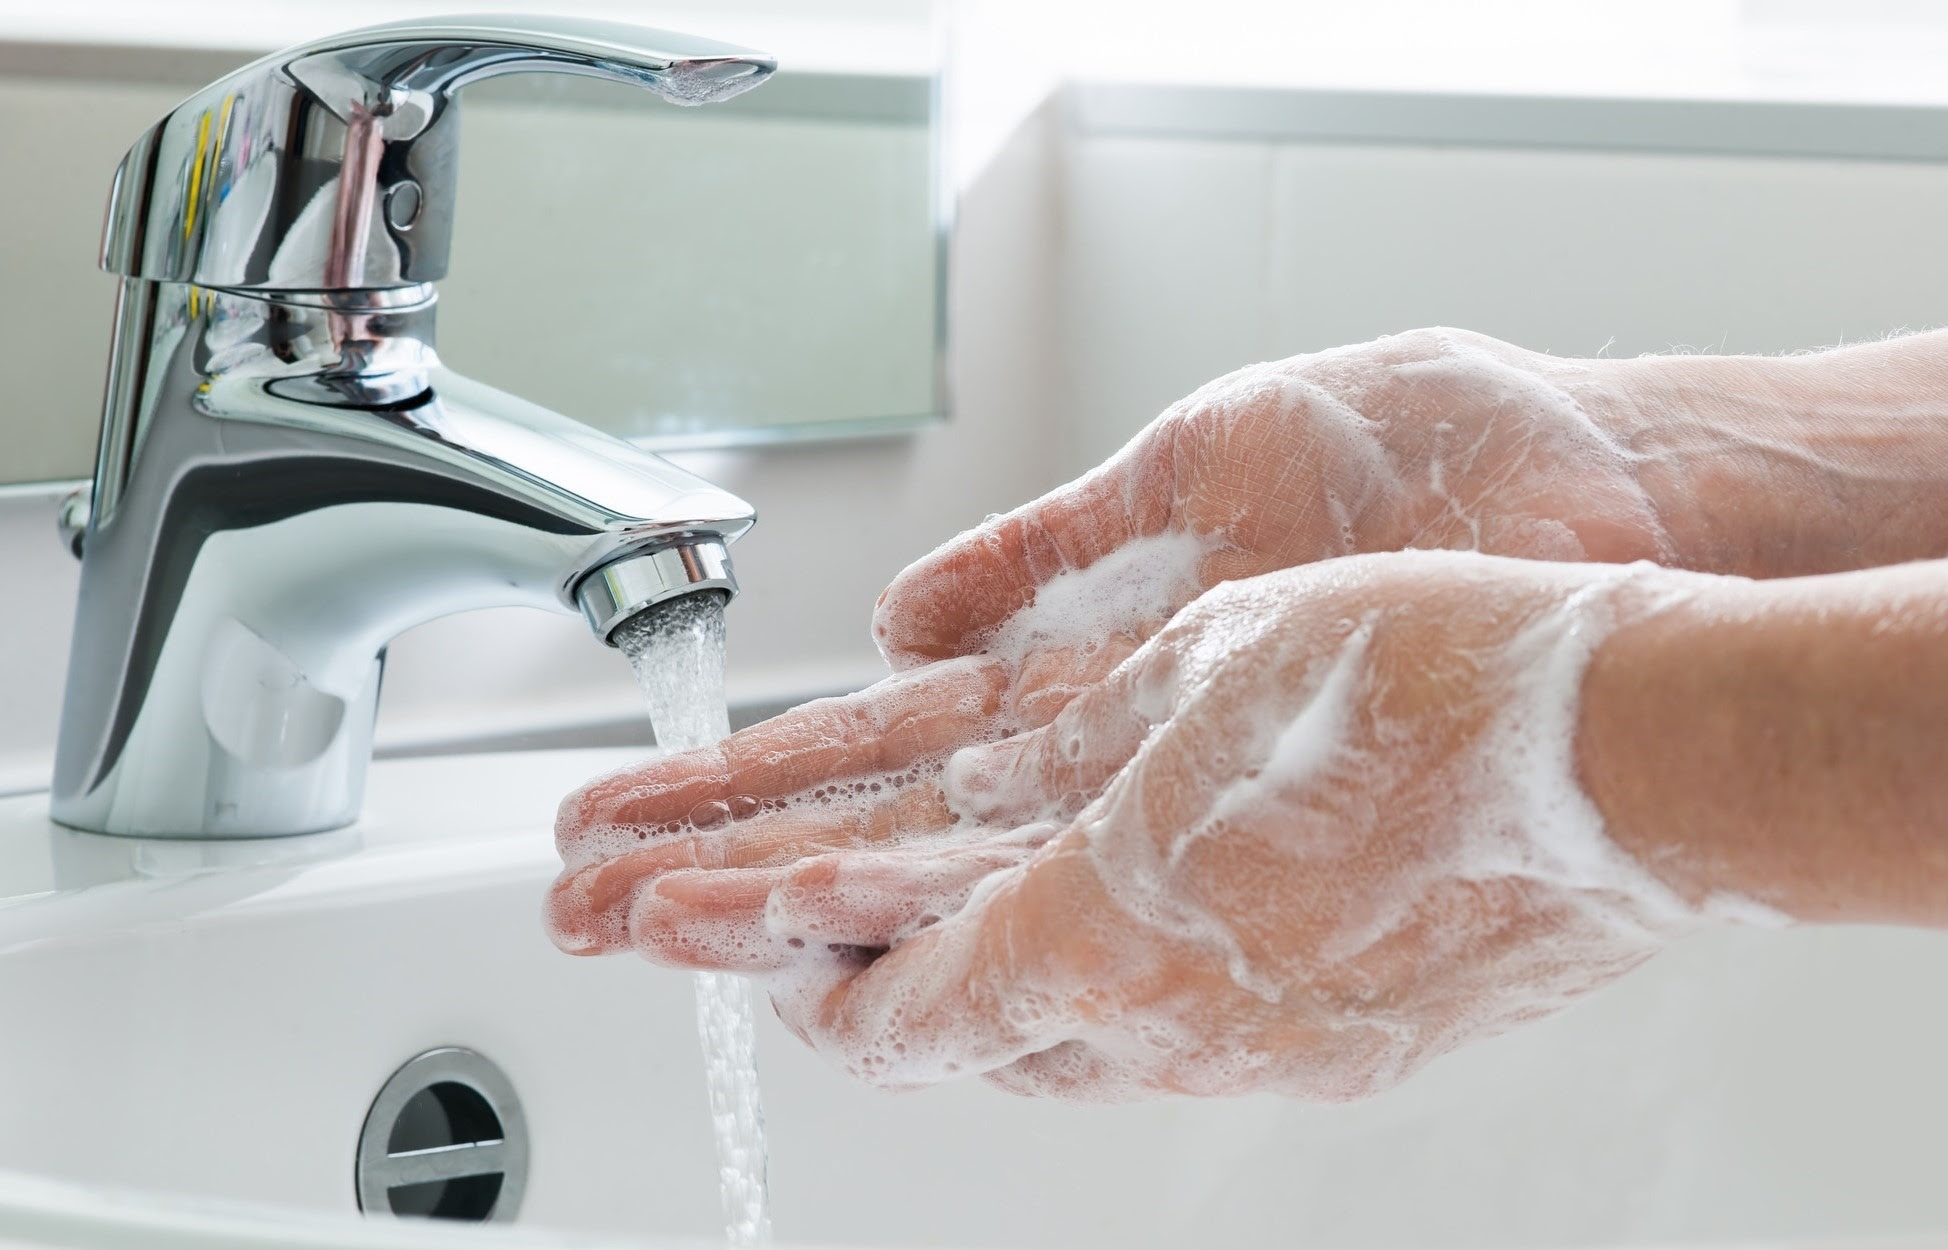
[1583, 558, 1948, 927]
[549, 327, 1948, 1101]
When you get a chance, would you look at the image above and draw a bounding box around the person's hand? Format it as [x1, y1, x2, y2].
[874, 326, 1679, 685]
[550, 328, 1680, 969]
[552, 551, 1739, 1101]
[872, 325, 1948, 681]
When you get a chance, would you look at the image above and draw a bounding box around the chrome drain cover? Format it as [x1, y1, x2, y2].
[356, 1048, 528, 1222]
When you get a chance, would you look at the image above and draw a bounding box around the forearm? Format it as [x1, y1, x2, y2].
[1578, 559, 1948, 926]
[1594, 331, 1948, 578]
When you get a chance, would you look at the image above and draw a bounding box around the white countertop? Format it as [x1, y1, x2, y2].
[0, 747, 644, 920]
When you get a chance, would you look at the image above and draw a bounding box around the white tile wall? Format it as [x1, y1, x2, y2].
[1266, 143, 1948, 361]
[1058, 136, 1277, 470]
[1061, 136, 1948, 471]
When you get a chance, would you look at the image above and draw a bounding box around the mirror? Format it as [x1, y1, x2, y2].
[441, 66, 941, 449]
[0, 2, 944, 486]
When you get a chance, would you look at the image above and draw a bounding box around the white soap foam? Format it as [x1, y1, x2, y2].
[982, 529, 1207, 662]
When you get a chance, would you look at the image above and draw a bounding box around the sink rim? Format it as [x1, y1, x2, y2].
[0, 747, 649, 954]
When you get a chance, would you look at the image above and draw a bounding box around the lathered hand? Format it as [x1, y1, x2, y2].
[874, 324, 1948, 682]
[875, 327, 1679, 682]
[558, 553, 1759, 1100]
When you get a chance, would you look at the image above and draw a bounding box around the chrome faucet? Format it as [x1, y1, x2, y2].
[51, 16, 773, 838]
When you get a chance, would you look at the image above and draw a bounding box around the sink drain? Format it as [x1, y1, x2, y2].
[356, 1048, 528, 1223]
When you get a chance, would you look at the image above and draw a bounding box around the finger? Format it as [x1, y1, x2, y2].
[765, 839, 1045, 950]
[620, 867, 782, 970]
[943, 644, 1167, 826]
[775, 838, 1121, 1090]
[1006, 633, 1144, 730]
[556, 659, 1008, 863]
[546, 784, 957, 954]
[626, 867, 802, 972]
[872, 425, 1178, 670]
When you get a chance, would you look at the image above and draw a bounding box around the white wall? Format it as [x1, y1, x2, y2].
[1059, 135, 1948, 473]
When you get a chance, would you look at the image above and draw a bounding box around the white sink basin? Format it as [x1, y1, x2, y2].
[3, 749, 1948, 1250]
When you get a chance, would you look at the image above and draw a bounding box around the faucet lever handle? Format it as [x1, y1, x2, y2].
[101, 14, 775, 292]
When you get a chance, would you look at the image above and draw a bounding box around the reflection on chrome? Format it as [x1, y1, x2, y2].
[53, 16, 772, 839]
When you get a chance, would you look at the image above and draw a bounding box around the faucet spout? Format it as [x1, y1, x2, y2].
[51, 280, 754, 838]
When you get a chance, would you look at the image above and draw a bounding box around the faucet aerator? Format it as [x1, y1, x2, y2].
[575, 540, 739, 646]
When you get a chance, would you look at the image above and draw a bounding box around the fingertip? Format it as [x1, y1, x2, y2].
[552, 773, 612, 855]
[871, 513, 1039, 669]
[544, 866, 630, 957]
[543, 842, 711, 960]
[543, 885, 604, 956]
[553, 747, 739, 861]
[552, 763, 662, 860]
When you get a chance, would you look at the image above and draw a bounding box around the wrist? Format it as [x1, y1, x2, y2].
[1577, 562, 1948, 927]
[1580, 334, 1948, 578]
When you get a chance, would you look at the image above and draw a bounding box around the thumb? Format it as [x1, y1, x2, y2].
[872, 424, 1180, 670]
[941, 642, 1169, 827]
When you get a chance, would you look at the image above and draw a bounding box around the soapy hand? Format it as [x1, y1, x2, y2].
[547, 326, 1948, 1099]
[873, 326, 1676, 686]
[551, 326, 1677, 940]
[548, 327, 1711, 1099]
[554, 552, 1718, 1100]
